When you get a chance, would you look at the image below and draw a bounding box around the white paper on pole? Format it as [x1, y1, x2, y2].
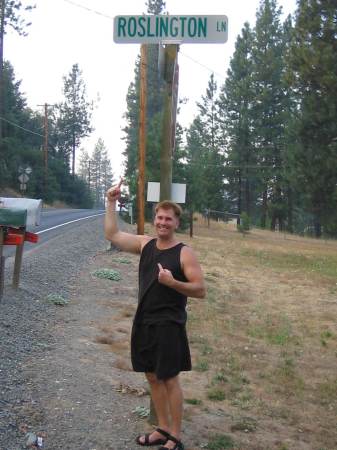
[147, 182, 186, 203]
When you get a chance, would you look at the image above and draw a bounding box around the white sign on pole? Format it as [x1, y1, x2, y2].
[18, 173, 29, 183]
[114, 15, 228, 44]
[147, 182, 186, 203]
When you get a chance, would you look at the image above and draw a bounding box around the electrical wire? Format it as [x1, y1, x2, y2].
[0, 116, 44, 138]
[62, 0, 114, 20]
[61, 0, 228, 80]
[179, 51, 227, 80]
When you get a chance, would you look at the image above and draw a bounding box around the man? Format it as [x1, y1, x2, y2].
[105, 180, 205, 450]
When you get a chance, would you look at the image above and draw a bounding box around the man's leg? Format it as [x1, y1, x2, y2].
[162, 375, 183, 449]
[137, 372, 170, 445]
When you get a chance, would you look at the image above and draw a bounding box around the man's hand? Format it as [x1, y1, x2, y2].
[106, 179, 123, 203]
[158, 263, 175, 288]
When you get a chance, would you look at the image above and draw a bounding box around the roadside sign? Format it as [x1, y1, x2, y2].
[18, 173, 29, 184]
[18, 174, 29, 184]
[113, 15, 228, 44]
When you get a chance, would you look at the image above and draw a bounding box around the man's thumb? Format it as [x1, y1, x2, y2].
[158, 263, 163, 271]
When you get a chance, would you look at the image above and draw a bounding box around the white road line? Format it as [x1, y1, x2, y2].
[36, 212, 105, 235]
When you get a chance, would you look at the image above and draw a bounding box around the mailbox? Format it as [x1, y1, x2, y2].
[0, 199, 41, 300]
[0, 198, 42, 227]
[0, 208, 27, 227]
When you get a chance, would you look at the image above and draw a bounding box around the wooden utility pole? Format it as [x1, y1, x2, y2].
[43, 103, 48, 184]
[0, 0, 5, 143]
[137, 44, 147, 234]
[160, 44, 178, 201]
[38, 103, 52, 198]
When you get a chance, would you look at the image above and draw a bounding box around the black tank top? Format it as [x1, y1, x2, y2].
[134, 238, 188, 325]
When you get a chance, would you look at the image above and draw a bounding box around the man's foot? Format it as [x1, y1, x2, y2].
[136, 427, 171, 446]
[159, 434, 184, 450]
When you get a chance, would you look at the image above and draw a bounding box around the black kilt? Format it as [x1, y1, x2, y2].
[131, 321, 191, 380]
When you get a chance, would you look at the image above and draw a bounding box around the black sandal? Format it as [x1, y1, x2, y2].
[158, 434, 184, 450]
[136, 427, 171, 446]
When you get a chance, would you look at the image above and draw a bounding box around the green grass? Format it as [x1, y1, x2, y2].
[207, 387, 226, 401]
[207, 434, 235, 449]
[195, 360, 209, 372]
[185, 398, 202, 405]
[241, 248, 337, 279]
[247, 314, 294, 346]
[317, 378, 337, 405]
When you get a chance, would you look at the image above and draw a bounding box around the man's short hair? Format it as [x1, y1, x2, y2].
[155, 200, 182, 219]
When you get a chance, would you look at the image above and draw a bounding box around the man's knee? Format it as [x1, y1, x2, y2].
[146, 372, 163, 386]
[164, 374, 181, 391]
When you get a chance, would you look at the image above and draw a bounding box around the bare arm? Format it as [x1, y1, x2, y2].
[157, 246, 206, 298]
[104, 181, 150, 254]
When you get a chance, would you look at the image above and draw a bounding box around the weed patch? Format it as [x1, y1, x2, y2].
[92, 268, 121, 281]
[207, 433, 235, 449]
[46, 293, 69, 306]
[207, 387, 226, 401]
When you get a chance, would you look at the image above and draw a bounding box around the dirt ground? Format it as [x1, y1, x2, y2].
[3, 216, 337, 450]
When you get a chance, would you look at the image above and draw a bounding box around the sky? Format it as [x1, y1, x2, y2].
[5, 0, 297, 180]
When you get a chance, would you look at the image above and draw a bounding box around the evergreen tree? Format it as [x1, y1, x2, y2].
[56, 63, 93, 175]
[185, 74, 225, 212]
[287, 0, 337, 237]
[90, 138, 114, 208]
[218, 22, 256, 217]
[0, 0, 35, 140]
[251, 0, 289, 229]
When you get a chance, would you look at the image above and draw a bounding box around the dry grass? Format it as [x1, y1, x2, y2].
[93, 217, 337, 449]
[180, 217, 337, 450]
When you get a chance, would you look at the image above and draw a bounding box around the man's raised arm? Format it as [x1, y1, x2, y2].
[104, 181, 148, 254]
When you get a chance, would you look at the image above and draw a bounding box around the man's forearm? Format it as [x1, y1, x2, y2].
[104, 201, 119, 242]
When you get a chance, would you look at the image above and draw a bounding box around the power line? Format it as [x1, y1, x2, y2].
[61, 1, 228, 81]
[62, 0, 114, 20]
[179, 51, 227, 80]
[0, 116, 44, 138]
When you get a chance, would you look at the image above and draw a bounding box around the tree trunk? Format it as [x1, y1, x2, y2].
[244, 173, 250, 216]
[313, 216, 322, 238]
[261, 189, 268, 228]
[286, 187, 293, 233]
[237, 171, 242, 215]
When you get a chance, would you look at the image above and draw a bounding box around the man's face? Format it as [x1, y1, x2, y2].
[154, 207, 179, 239]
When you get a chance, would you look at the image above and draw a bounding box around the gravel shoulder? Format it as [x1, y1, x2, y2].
[0, 216, 154, 450]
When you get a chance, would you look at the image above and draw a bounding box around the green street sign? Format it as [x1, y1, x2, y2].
[113, 15, 228, 44]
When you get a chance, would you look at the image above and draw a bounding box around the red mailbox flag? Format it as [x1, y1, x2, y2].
[24, 231, 39, 243]
[3, 234, 24, 245]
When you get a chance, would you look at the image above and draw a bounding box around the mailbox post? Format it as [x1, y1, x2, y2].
[0, 198, 41, 302]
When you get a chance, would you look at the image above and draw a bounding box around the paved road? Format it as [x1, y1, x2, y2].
[3, 208, 105, 257]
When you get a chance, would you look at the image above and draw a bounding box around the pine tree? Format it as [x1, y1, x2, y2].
[56, 63, 93, 175]
[251, 0, 289, 229]
[90, 138, 114, 208]
[287, 0, 337, 237]
[186, 74, 224, 212]
[218, 22, 256, 217]
[0, 0, 35, 140]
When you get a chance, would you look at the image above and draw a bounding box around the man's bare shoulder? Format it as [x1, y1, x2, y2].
[181, 244, 200, 262]
[140, 234, 154, 251]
